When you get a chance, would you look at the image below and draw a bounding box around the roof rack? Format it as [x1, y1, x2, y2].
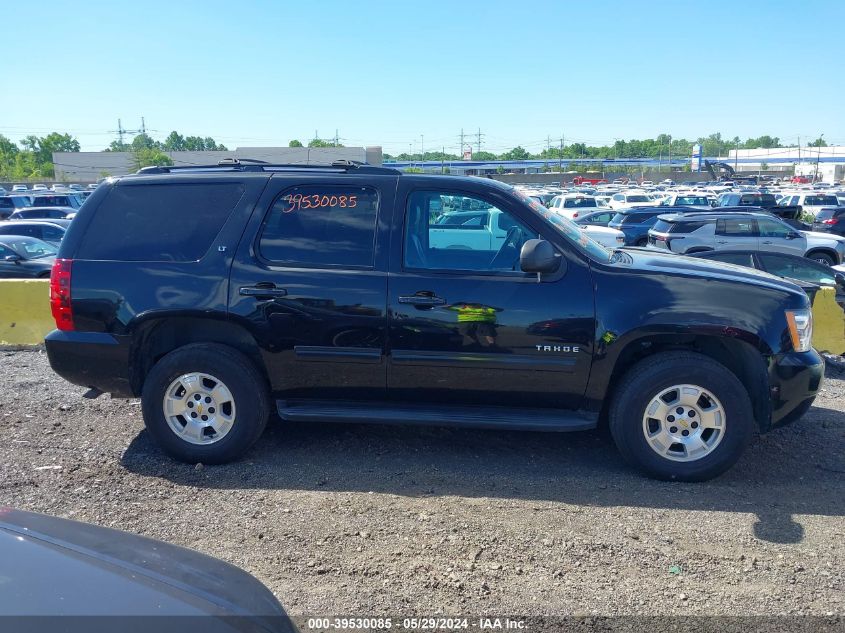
[136, 158, 400, 176]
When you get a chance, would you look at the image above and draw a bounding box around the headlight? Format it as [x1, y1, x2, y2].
[785, 309, 813, 352]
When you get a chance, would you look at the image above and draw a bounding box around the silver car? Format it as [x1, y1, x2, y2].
[647, 211, 845, 266]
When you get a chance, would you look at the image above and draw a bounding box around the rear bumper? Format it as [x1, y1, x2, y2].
[768, 349, 824, 428]
[44, 330, 134, 397]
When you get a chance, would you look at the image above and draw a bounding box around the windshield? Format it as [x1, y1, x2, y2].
[513, 188, 610, 262]
[4, 237, 57, 259]
[625, 195, 650, 202]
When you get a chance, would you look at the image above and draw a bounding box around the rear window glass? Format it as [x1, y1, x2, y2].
[815, 208, 835, 220]
[77, 183, 244, 261]
[32, 195, 69, 207]
[0, 198, 13, 209]
[652, 219, 672, 233]
[805, 195, 838, 206]
[258, 185, 379, 268]
[622, 212, 655, 223]
[563, 198, 597, 208]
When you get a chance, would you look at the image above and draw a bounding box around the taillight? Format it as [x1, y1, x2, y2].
[50, 258, 74, 331]
[823, 218, 839, 225]
[572, 212, 579, 218]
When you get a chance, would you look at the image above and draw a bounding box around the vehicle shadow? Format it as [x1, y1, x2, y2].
[121, 400, 845, 545]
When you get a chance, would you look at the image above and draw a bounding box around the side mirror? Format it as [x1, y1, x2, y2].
[785, 232, 802, 240]
[520, 239, 561, 280]
[4, 254, 22, 263]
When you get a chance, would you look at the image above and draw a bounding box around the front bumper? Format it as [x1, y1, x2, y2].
[768, 349, 824, 428]
[44, 330, 134, 397]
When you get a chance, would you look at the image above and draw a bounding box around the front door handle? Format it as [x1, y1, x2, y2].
[716, 240, 728, 244]
[398, 293, 446, 307]
[239, 284, 287, 299]
[762, 240, 773, 244]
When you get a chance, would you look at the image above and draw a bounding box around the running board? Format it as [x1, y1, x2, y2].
[275, 400, 598, 432]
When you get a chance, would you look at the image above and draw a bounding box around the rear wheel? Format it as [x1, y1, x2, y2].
[141, 343, 270, 464]
[609, 352, 754, 481]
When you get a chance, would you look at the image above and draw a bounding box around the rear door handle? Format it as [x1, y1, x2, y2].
[398, 293, 446, 307]
[762, 240, 773, 244]
[239, 284, 287, 299]
[716, 240, 728, 244]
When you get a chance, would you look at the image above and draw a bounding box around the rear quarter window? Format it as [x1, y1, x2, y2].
[76, 183, 245, 261]
[651, 219, 672, 233]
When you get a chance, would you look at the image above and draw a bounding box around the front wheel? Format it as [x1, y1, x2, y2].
[807, 251, 835, 266]
[609, 352, 754, 481]
[141, 343, 270, 464]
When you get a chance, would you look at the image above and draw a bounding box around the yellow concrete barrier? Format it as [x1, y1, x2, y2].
[811, 286, 845, 355]
[0, 279, 53, 346]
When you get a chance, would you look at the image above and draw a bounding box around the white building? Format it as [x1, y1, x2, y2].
[725, 145, 845, 182]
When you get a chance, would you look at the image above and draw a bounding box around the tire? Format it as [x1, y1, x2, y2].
[807, 251, 835, 266]
[141, 343, 270, 464]
[609, 351, 754, 482]
[635, 238, 648, 247]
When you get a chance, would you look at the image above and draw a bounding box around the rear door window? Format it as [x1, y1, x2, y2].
[76, 183, 245, 261]
[716, 219, 756, 235]
[258, 185, 379, 268]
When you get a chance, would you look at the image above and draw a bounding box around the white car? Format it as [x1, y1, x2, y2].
[579, 224, 625, 248]
[608, 191, 653, 210]
[32, 184, 48, 191]
[548, 194, 601, 219]
[778, 192, 840, 218]
[11, 185, 28, 192]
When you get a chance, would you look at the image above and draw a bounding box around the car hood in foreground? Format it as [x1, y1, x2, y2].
[0, 508, 291, 630]
[610, 248, 807, 298]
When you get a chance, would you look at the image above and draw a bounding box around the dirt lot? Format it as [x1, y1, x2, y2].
[1, 349, 843, 618]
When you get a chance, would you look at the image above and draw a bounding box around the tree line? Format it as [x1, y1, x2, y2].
[0, 131, 229, 180]
[0, 130, 829, 181]
[385, 133, 828, 163]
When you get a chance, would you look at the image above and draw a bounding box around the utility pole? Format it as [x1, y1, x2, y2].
[409, 143, 413, 169]
[476, 128, 483, 155]
[734, 140, 739, 173]
[140, 117, 146, 135]
[421, 134, 424, 169]
[441, 146, 445, 174]
[334, 129, 339, 146]
[667, 135, 672, 176]
[814, 133, 824, 183]
[558, 136, 563, 174]
[460, 128, 465, 159]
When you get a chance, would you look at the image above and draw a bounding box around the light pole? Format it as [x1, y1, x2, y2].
[420, 134, 424, 172]
[814, 133, 824, 183]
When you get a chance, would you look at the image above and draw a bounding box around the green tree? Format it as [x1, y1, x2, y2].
[472, 151, 498, 161]
[500, 146, 530, 160]
[808, 137, 827, 147]
[130, 133, 160, 151]
[163, 131, 186, 151]
[132, 147, 173, 171]
[308, 138, 344, 148]
[21, 132, 80, 164]
[288, 139, 304, 147]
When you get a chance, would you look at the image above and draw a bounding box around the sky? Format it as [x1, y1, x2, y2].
[5, 0, 844, 156]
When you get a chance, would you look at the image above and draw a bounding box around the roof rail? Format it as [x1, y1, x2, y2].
[136, 158, 400, 176]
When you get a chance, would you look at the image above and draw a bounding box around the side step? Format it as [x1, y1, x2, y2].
[275, 400, 597, 432]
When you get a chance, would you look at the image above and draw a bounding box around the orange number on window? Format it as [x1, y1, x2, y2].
[339, 196, 348, 207]
[348, 195, 357, 208]
[320, 195, 330, 207]
[311, 194, 320, 208]
[300, 194, 312, 209]
[284, 194, 301, 213]
[329, 196, 338, 207]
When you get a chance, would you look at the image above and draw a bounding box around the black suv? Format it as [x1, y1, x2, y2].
[45, 161, 824, 481]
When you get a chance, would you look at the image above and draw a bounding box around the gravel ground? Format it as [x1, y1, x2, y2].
[1, 349, 843, 618]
